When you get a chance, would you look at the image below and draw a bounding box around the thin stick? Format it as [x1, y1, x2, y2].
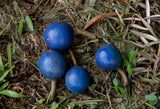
[146, 0, 150, 24]
[116, 67, 128, 86]
[75, 29, 96, 39]
[49, 80, 57, 101]
[69, 49, 78, 66]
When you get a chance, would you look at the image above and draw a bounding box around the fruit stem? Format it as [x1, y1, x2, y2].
[69, 49, 78, 66]
[116, 67, 128, 86]
[49, 79, 57, 100]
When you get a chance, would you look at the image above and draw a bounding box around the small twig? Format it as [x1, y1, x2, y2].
[123, 15, 160, 21]
[69, 49, 78, 66]
[106, 90, 112, 107]
[158, 44, 160, 57]
[153, 56, 160, 75]
[75, 29, 96, 39]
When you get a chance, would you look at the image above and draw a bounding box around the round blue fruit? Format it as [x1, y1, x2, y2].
[65, 66, 90, 93]
[44, 21, 74, 50]
[38, 50, 67, 80]
[95, 44, 122, 70]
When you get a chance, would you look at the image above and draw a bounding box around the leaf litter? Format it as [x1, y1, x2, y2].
[0, 0, 160, 108]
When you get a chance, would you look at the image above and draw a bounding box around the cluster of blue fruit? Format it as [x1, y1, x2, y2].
[38, 21, 122, 94]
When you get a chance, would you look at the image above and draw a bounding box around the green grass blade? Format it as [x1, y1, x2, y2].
[25, 15, 34, 31]
[18, 17, 24, 37]
[0, 90, 26, 98]
[0, 82, 9, 91]
[13, 1, 20, 16]
[0, 54, 4, 71]
[0, 65, 14, 82]
[7, 45, 13, 76]
[0, 19, 12, 36]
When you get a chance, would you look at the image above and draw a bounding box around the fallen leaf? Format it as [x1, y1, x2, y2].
[130, 24, 148, 31]
[145, 0, 150, 24]
[130, 30, 158, 41]
[83, 13, 117, 30]
[115, 0, 128, 5]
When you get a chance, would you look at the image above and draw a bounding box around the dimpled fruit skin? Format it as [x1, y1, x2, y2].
[38, 50, 67, 80]
[65, 66, 90, 93]
[44, 21, 74, 50]
[95, 44, 122, 70]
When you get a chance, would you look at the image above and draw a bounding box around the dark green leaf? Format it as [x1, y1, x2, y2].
[145, 94, 157, 101]
[18, 17, 24, 37]
[122, 59, 129, 67]
[113, 78, 118, 87]
[0, 66, 14, 82]
[127, 64, 133, 75]
[119, 87, 125, 95]
[25, 16, 34, 31]
[0, 90, 26, 98]
[128, 50, 136, 62]
[0, 82, 9, 91]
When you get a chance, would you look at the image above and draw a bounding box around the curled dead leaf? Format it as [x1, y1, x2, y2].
[83, 13, 117, 30]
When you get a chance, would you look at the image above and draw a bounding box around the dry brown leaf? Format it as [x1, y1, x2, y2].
[130, 30, 158, 41]
[115, 0, 128, 5]
[83, 13, 117, 30]
[138, 51, 156, 62]
[130, 24, 148, 31]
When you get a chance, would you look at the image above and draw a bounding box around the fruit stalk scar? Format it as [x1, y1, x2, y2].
[49, 80, 57, 100]
[117, 67, 128, 86]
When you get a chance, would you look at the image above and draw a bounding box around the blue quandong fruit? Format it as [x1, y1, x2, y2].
[38, 50, 67, 80]
[95, 44, 122, 70]
[65, 66, 90, 93]
[44, 21, 74, 50]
